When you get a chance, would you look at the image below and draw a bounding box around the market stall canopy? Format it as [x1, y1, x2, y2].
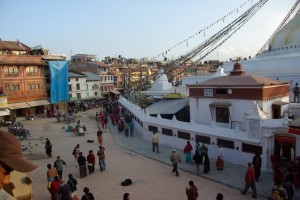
[26, 100, 50, 107]
[0, 109, 10, 116]
[8, 102, 30, 110]
[146, 98, 189, 115]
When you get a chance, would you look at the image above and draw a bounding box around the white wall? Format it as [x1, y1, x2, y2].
[119, 96, 276, 170]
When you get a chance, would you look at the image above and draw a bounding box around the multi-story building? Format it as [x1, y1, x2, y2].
[0, 40, 50, 120]
[68, 71, 87, 101]
[69, 54, 114, 96]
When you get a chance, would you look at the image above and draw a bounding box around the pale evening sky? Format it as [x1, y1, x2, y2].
[0, 0, 296, 62]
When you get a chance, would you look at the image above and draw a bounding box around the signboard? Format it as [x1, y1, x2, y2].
[204, 89, 213, 97]
[0, 95, 8, 108]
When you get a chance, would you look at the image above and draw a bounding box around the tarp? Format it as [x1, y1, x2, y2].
[8, 102, 30, 110]
[49, 61, 69, 103]
[0, 109, 10, 116]
[27, 100, 50, 107]
[146, 98, 189, 115]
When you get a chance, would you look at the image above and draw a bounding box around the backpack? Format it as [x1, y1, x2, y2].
[273, 188, 283, 200]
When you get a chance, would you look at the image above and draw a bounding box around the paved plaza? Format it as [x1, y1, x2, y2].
[5, 108, 299, 199]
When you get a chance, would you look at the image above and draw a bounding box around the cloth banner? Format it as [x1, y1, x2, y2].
[49, 61, 69, 103]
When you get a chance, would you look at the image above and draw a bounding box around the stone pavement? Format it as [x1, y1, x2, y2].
[108, 122, 300, 199]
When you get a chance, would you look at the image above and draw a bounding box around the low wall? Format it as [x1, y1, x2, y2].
[119, 96, 270, 169]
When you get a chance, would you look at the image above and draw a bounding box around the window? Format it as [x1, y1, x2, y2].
[76, 83, 80, 90]
[242, 143, 262, 154]
[6, 84, 20, 91]
[76, 78, 78, 82]
[177, 131, 190, 140]
[216, 107, 229, 123]
[162, 128, 173, 136]
[25, 66, 38, 76]
[216, 89, 228, 95]
[95, 92, 97, 96]
[76, 93, 81, 99]
[87, 92, 89, 97]
[69, 94, 72, 100]
[217, 138, 234, 149]
[195, 135, 211, 144]
[68, 79, 70, 82]
[69, 85, 72, 91]
[148, 125, 158, 133]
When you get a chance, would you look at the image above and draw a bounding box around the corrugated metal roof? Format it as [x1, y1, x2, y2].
[146, 98, 189, 115]
[81, 72, 101, 81]
[68, 72, 86, 78]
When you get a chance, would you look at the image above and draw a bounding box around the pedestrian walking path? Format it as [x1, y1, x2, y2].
[108, 123, 300, 199]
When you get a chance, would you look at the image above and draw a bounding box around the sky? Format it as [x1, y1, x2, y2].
[0, 0, 296, 62]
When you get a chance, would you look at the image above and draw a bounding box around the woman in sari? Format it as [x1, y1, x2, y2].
[184, 141, 193, 164]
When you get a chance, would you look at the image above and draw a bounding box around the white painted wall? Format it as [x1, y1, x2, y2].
[119, 96, 293, 170]
[69, 77, 87, 100]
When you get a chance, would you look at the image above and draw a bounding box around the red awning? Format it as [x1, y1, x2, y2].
[275, 136, 296, 143]
[288, 127, 300, 135]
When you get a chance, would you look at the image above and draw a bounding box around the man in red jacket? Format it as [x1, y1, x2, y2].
[186, 180, 198, 200]
[87, 150, 95, 175]
[241, 162, 257, 198]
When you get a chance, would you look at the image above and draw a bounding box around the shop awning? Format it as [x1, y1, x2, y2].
[110, 89, 120, 95]
[26, 100, 50, 107]
[146, 98, 189, 115]
[0, 109, 10, 116]
[8, 102, 30, 110]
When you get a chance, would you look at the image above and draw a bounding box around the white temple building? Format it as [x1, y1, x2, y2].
[222, 13, 300, 85]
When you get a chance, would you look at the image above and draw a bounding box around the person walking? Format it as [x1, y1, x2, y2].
[193, 152, 202, 175]
[184, 141, 193, 164]
[67, 174, 78, 196]
[293, 83, 299, 103]
[252, 152, 262, 182]
[77, 152, 87, 178]
[81, 187, 94, 200]
[241, 162, 257, 198]
[195, 140, 201, 156]
[129, 121, 134, 137]
[170, 149, 181, 177]
[59, 179, 71, 200]
[124, 122, 129, 137]
[47, 163, 58, 183]
[123, 193, 130, 200]
[72, 144, 80, 167]
[216, 144, 224, 170]
[216, 193, 223, 200]
[45, 138, 53, 157]
[152, 132, 159, 153]
[53, 156, 67, 179]
[185, 180, 198, 200]
[203, 152, 210, 174]
[96, 128, 103, 145]
[50, 176, 61, 200]
[87, 150, 95, 175]
[97, 146, 106, 171]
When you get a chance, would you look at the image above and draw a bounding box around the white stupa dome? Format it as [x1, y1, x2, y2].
[269, 14, 300, 50]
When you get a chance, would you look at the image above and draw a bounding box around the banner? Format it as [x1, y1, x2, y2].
[49, 61, 69, 103]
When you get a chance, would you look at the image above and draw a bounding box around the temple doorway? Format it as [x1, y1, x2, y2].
[274, 132, 296, 163]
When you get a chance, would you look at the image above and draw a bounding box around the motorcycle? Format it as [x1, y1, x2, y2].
[8, 125, 30, 139]
[76, 121, 86, 136]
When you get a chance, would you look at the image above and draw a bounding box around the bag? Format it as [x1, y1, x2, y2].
[121, 179, 132, 186]
[273, 188, 283, 200]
